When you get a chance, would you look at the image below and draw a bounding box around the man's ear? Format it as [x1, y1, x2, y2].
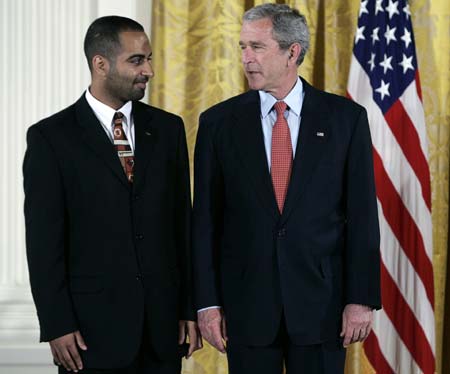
[288, 43, 302, 64]
[92, 55, 109, 77]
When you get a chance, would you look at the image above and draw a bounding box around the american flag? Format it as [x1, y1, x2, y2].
[347, 0, 435, 373]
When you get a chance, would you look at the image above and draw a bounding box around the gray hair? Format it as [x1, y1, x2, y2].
[243, 3, 310, 66]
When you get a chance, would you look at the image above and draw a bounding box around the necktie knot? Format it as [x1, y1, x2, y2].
[113, 111, 124, 125]
[274, 101, 287, 116]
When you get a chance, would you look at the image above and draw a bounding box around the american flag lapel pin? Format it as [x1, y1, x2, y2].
[316, 132, 325, 137]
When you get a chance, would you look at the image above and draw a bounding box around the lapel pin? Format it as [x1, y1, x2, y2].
[145, 131, 152, 136]
[316, 132, 324, 137]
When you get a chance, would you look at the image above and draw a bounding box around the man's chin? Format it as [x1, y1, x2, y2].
[247, 81, 263, 91]
[245, 76, 263, 90]
[130, 89, 146, 101]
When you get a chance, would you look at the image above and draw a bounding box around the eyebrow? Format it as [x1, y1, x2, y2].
[239, 41, 265, 47]
[127, 52, 152, 60]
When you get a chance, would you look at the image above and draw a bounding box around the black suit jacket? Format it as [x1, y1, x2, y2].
[23, 95, 193, 368]
[192, 79, 381, 346]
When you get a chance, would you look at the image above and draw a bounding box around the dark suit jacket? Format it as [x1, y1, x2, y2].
[192, 78, 381, 346]
[23, 95, 193, 368]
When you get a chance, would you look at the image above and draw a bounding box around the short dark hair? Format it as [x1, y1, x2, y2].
[84, 16, 144, 71]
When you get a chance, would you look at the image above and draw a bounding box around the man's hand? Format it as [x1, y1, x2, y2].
[178, 320, 202, 358]
[340, 304, 373, 347]
[50, 331, 87, 372]
[197, 308, 227, 353]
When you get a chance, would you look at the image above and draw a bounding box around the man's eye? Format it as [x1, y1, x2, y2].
[130, 58, 142, 65]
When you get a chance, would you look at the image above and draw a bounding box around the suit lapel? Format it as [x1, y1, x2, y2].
[132, 103, 156, 190]
[281, 80, 331, 224]
[231, 91, 280, 220]
[75, 95, 130, 189]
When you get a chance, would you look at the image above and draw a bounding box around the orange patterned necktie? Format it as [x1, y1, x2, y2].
[113, 112, 134, 183]
[271, 101, 293, 213]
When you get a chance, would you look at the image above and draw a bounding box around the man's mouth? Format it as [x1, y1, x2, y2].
[135, 81, 148, 89]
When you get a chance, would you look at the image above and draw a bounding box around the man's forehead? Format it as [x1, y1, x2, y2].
[119, 30, 149, 43]
[240, 19, 274, 39]
[117, 31, 151, 53]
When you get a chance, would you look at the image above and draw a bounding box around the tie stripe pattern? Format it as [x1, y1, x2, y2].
[271, 101, 293, 213]
[113, 112, 134, 183]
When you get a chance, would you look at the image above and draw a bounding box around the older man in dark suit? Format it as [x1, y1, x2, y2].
[24, 16, 200, 374]
[192, 4, 381, 374]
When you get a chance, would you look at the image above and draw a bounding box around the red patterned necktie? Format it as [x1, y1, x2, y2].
[271, 101, 293, 213]
[113, 111, 134, 183]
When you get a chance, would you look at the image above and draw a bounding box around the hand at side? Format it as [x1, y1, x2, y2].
[178, 320, 202, 358]
[340, 304, 373, 347]
[50, 330, 87, 372]
[197, 308, 227, 353]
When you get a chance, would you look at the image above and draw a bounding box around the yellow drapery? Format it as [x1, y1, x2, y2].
[150, 1, 450, 373]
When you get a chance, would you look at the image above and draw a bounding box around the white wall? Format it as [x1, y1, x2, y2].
[0, 1, 152, 372]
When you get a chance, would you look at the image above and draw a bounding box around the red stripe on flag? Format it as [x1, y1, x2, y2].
[384, 100, 431, 209]
[372, 148, 435, 307]
[364, 331, 394, 374]
[380, 261, 435, 373]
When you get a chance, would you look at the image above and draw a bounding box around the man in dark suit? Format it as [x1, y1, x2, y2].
[23, 16, 200, 374]
[192, 4, 380, 373]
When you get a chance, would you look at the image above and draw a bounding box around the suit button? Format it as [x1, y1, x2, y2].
[136, 274, 142, 280]
[133, 194, 140, 201]
[277, 228, 286, 237]
[136, 234, 144, 240]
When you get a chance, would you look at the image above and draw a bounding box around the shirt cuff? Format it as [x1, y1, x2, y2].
[197, 306, 221, 313]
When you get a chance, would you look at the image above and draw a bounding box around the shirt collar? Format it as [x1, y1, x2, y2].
[259, 77, 303, 118]
[85, 88, 133, 128]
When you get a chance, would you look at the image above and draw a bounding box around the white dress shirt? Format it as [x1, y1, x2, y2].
[259, 77, 305, 169]
[85, 88, 135, 152]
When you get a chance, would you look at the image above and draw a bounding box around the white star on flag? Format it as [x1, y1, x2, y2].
[375, 79, 390, 100]
[386, 0, 400, 19]
[375, 0, 384, 15]
[399, 53, 414, 73]
[360, 0, 369, 16]
[379, 53, 393, 74]
[401, 28, 412, 48]
[355, 25, 366, 44]
[384, 25, 397, 45]
[371, 27, 380, 44]
[368, 53, 376, 71]
[403, 3, 411, 19]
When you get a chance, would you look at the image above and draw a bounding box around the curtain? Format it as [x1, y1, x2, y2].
[150, 1, 450, 372]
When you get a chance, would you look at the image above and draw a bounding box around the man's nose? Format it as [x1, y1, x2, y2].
[142, 60, 154, 78]
[241, 47, 254, 64]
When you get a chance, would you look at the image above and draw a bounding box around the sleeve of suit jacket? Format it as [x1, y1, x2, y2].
[23, 125, 78, 342]
[344, 106, 381, 309]
[174, 118, 196, 320]
[192, 113, 224, 310]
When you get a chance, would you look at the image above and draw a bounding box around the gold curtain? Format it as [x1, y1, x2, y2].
[150, 1, 450, 373]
